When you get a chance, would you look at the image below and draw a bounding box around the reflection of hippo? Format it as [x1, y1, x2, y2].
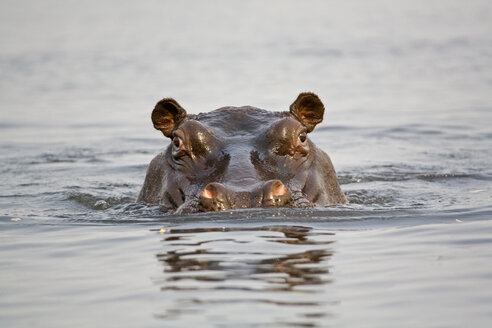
[138, 92, 346, 213]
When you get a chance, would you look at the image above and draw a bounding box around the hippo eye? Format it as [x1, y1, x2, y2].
[172, 136, 183, 148]
[299, 131, 307, 143]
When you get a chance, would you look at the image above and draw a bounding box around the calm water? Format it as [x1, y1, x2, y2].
[1, 1, 492, 327]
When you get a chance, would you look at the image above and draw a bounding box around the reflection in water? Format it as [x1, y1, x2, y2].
[152, 226, 336, 327]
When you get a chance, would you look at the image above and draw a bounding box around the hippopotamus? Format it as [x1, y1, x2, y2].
[138, 92, 346, 213]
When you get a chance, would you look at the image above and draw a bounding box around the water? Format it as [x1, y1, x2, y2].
[1, 0, 492, 327]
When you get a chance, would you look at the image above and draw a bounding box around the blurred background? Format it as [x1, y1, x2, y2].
[1, 0, 491, 128]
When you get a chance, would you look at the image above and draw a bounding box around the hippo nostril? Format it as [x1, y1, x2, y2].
[200, 183, 225, 199]
[201, 186, 216, 199]
[272, 181, 288, 197]
[199, 183, 229, 211]
[262, 180, 292, 207]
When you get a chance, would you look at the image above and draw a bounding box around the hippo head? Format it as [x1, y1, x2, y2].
[138, 92, 346, 213]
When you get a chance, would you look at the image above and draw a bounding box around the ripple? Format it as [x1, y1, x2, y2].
[29, 148, 99, 164]
[67, 192, 134, 210]
[416, 173, 477, 181]
[339, 163, 484, 184]
[345, 189, 397, 206]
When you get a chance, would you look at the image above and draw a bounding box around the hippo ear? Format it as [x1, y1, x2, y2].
[289, 92, 325, 132]
[151, 98, 188, 138]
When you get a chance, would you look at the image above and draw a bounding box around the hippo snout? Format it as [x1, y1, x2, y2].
[199, 180, 292, 212]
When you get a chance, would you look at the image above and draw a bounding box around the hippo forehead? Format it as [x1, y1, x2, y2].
[192, 106, 289, 136]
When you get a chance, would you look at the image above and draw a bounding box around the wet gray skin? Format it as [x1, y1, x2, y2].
[138, 92, 347, 213]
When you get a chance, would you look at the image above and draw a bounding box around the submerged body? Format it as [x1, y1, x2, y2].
[138, 93, 346, 213]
